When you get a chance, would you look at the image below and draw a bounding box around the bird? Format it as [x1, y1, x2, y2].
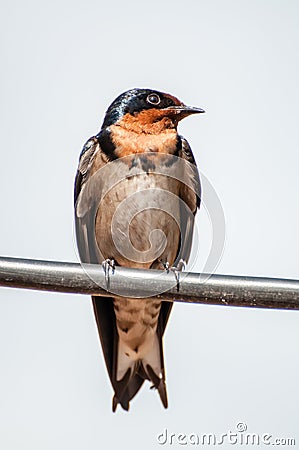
[74, 88, 204, 411]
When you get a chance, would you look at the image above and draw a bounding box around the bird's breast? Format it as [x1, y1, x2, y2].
[109, 124, 179, 157]
[94, 154, 182, 268]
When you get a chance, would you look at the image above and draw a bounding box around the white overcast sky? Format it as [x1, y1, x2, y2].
[0, 1, 298, 449]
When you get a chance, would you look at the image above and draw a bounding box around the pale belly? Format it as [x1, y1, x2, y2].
[95, 172, 181, 269]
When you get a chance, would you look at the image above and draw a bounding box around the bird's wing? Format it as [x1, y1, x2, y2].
[74, 137, 119, 393]
[175, 136, 201, 265]
[74, 137, 99, 207]
[75, 135, 117, 264]
[155, 137, 201, 405]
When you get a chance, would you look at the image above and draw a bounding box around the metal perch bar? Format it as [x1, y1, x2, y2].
[0, 256, 298, 310]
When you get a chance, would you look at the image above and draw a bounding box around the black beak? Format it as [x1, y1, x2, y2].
[164, 105, 205, 118]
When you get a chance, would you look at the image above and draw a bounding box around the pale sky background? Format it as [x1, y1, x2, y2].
[0, 1, 299, 449]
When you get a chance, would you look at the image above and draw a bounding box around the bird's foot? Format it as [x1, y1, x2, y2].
[165, 259, 186, 292]
[162, 261, 170, 271]
[102, 258, 115, 289]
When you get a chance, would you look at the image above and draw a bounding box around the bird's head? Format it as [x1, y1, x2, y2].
[101, 88, 205, 134]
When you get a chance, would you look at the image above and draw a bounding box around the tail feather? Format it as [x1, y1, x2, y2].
[92, 296, 172, 411]
[113, 334, 168, 411]
[112, 370, 145, 412]
[146, 364, 168, 408]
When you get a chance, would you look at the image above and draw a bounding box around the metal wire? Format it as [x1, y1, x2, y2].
[0, 256, 298, 310]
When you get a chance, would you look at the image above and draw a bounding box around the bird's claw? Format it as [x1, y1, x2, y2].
[163, 261, 170, 271]
[172, 259, 186, 273]
[102, 258, 115, 289]
[163, 259, 186, 292]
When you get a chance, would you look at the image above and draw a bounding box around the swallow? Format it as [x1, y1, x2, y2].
[74, 88, 204, 411]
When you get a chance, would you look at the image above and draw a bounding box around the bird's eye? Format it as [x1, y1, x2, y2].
[146, 93, 161, 105]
